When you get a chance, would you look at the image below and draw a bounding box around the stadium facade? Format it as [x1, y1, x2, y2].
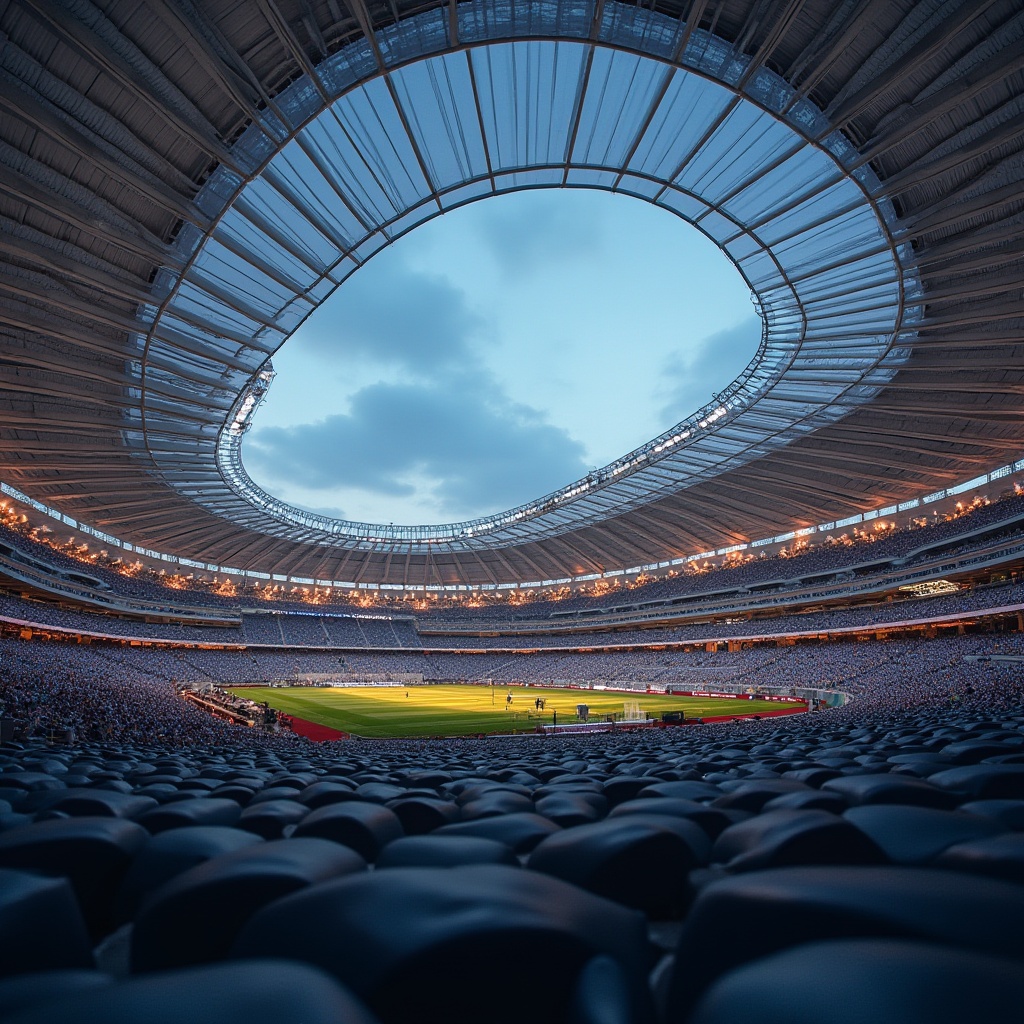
[1, 0, 1022, 591]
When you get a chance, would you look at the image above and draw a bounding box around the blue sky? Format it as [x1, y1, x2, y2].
[244, 189, 759, 525]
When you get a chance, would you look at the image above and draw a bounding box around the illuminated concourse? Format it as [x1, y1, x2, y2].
[0, 0, 1022, 590]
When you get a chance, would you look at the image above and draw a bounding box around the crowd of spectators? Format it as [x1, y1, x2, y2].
[0, 592, 245, 641]
[415, 491, 1024, 623]
[2, 488, 1023, 627]
[2, 576, 1021, 655]
[419, 579, 1024, 648]
[0, 638, 310, 750]
[2, 628, 1023, 749]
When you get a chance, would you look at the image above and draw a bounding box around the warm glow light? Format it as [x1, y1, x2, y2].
[0, 487, 1017, 612]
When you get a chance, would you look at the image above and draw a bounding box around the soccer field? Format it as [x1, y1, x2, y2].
[226, 684, 804, 738]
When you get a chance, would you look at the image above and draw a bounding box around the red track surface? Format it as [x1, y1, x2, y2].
[282, 714, 347, 742]
[698, 705, 807, 723]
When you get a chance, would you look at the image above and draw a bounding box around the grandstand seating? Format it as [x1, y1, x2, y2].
[1, 575, 1022, 656]
[0, 332, 1019, 1024]
[2, 492, 1023, 646]
[0, 630, 1022, 1022]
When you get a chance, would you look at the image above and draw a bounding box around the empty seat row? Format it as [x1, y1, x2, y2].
[0, 707, 1022, 1022]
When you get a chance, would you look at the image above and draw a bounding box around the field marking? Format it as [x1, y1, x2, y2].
[228, 684, 805, 738]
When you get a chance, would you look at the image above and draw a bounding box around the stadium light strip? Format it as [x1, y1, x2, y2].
[4, 456, 1022, 594]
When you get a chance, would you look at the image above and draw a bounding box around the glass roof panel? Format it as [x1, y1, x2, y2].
[388, 53, 489, 186]
[167, 281, 267, 340]
[281, 127, 387, 233]
[214, 215, 318, 292]
[471, 41, 586, 170]
[331, 79, 433, 208]
[571, 48, 673, 167]
[134, 0, 916, 553]
[232, 182, 340, 270]
[189, 240, 297, 318]
[674, 101, 770, 197]
[629, 70, 733, 181]
[722, 151, 840, 224]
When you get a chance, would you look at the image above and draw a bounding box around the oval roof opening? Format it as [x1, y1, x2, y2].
[243, 188, 759, 525]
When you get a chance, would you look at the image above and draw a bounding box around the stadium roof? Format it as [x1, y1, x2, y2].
[1, 0, 1023, 588]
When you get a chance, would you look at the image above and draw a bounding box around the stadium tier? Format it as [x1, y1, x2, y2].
[1, 634, 1023, 1022]
[1, 0, 1023, 1021]
[2, 490, 1024, 643]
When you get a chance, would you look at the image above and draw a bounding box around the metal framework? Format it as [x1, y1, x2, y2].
[1, 0, 1023, 588]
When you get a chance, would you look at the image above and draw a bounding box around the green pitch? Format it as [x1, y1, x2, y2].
[226, 684, 803, 738]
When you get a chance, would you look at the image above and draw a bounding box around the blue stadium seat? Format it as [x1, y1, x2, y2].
[206, 783, 259, 805]
[927, 764, 1024, 801]
[710, 780, 812, 812]
[115, 825, 264, 921]
[688, 940, 1019, 1024]
[130, 837, 365, 972]
[375, 835, 518, 869]
[842, 806, 1005, 864]
[4, 960, 380, 1024]
[237, 798, 310, 838]
[957, 799, 1024, 830]
[938, 740, 1024, 765]
[247, 785, 303, 804]
[0, 772, 65, 794]
[0, 817, 148, 937]
[0, 869, 94, 977]
[397, 771, 454, 789]
[459, 789, 536, 820]
[46, 789, 159, 819]
[534, 791, 608, 827]
[823, 774, 956, 808]
[134, 798, 243, 833]
[711, 809, 888, 871]
[354, 782, 409, 803]
[455, 781, 533, 805]
[296, 780, 361, 808]
[665, 865, 1024, 1021]
[760, 790, 850, 814]
[602, 777, 662, 806]
[934, 832, 1024, 884]
[384, 796, 461, 834]
[609, 798, 742, 839]
[432, 812, 561, 853]
[781, 767, 842, 787]
[292, 801, 404, 861]
[132, 783, 182, 803]
[232, 865, 656, 1024]
[528, 816, 708, 917]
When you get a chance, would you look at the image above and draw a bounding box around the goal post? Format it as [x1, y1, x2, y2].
[622, 699, 645, 723]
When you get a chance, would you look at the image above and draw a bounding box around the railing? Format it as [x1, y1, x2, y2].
[0, 551, 241, 626]
[420, 539, 1024, 635]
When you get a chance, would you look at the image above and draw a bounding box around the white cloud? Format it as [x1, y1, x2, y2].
[656, 317, 762, 425]
[245, 375, 589, 522]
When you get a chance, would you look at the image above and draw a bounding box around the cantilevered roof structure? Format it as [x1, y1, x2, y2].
[1, 0, 1023, 588]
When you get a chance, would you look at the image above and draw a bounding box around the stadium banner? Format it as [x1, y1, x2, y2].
[672, 689, 804, 703]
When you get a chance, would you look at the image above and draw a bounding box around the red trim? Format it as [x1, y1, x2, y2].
[695, 705, 807, 723]
[281, 714, 347, 741]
